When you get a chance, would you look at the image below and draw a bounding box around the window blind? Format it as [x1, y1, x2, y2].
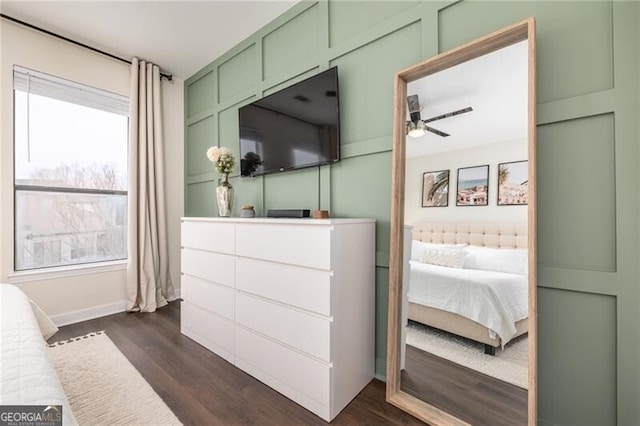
[13, 65, 129, 116]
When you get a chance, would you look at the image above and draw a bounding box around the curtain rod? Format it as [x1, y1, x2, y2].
[1, 13, 173, 81]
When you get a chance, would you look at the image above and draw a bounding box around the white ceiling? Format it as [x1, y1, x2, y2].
[406, 40, 528, 158]
[0, 0, 299, 79]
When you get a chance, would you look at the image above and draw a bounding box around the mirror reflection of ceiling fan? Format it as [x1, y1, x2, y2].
[406, 94, 473, 138]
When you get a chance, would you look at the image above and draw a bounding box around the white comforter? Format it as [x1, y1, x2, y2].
[0, 284, 77, 425]
[408, 261, 528, 345]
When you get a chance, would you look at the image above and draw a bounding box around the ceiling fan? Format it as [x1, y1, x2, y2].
[406, 94, 473, 138]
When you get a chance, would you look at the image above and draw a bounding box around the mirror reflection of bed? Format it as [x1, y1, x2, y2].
[398, 39, 529, 426]
[400, 225, 528, 422]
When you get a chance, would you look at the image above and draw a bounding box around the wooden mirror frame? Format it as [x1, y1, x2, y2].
[386, 18, 537, 426]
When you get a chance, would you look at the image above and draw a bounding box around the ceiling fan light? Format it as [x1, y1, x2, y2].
[407, 121, 426, 138]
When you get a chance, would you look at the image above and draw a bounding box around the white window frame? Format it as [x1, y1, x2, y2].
[12, 66, 130, 275]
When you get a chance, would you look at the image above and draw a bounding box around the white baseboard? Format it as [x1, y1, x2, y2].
[51, 300, 128, 327]
[50, 288, 182, 327]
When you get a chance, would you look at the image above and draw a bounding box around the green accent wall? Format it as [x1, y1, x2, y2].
[184, 1, 639, 424]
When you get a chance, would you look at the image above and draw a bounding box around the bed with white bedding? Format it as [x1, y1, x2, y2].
[0, 283, 77, 425]
[407, 223, 529, 354]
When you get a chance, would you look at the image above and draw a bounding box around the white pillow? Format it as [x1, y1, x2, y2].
[463, 246, 528, 275]
[421, 246, 468, 268]
[410, 240, 464, 261]
[29, 299, 59, 340]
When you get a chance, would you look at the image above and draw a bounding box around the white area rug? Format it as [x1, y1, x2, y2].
[406, 322, 528, 389]
[48, 331, 182, 425]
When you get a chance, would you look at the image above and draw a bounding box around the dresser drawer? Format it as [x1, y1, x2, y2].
[181, 302, 234, 364]
[182, 220, 234, 254]
[235, 224, 331, 270]
[235, 293, 330, 362]
[182, 275, 234, 320]
[235, 327, 330, 407]
[236, 257, 331, 316]
[181, 248, 235, 288]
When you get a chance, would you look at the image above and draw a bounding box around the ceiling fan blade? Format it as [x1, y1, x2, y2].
[423, 106, 473, 124]
[425, 126, 450, 137]
[407, 94, 422, 122]
[407, 94, 421, 113]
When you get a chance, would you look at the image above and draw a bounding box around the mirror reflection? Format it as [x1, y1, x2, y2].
[399, 40, 529, 426]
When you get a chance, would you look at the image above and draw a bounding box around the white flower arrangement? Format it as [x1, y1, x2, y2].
[206, 146, 236, 175]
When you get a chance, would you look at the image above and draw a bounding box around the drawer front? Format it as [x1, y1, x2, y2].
[236, 257, 331, 316]
[182, 220, 234, 254]
[181, 302, 234, 363]
[236, 293, 330, 362]
[182, 248, 235, 288]
[235, 224, 331, 270]
[182, 275, 234, 320]
[235, 327, 330, 407]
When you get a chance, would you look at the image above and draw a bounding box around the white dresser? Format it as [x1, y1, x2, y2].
[180, 217, 375, 421]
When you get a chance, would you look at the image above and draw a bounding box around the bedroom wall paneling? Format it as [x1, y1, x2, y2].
[183, 2, 640, 425]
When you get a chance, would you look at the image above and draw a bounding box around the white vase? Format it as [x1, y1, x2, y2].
[216, 174, 233, 217]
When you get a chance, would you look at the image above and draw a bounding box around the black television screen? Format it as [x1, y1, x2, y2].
[238, 67, 340, 176]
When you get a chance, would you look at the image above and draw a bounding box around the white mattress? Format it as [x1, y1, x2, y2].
[0, 284, 77, 425]
[408, 261, 528, 345]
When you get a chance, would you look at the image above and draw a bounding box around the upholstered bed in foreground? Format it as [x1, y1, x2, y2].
[0, 283, 77, 425]
[407, 223, 528, 355]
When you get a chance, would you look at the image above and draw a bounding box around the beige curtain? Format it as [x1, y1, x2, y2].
[126, 57, 176, 312]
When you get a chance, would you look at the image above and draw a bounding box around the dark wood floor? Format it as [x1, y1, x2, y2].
[51, 300, 424, 426]
[401, 344, 527, 426]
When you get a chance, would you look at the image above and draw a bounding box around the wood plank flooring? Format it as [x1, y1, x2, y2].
[401, 345, 527, 426]
[51, 300, 424, 426]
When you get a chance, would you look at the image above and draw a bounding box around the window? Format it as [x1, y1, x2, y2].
[13, 66, 129, 271]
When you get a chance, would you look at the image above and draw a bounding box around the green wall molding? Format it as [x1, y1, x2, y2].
[216, 88, 257, 113]
[537, 89, 615, 125]
[185, 109, 215, 128]
[184, 1, 640, 424]
[340, 136, 391, 159]
[262, 64, 322, 96]
[538, 267, 620, 297]
[326, 10, 423, 62]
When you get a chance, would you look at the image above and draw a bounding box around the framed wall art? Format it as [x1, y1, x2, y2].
[456, 165, 489, 206]
[422, 170, 449, 207]
[498, 160, 528, 205]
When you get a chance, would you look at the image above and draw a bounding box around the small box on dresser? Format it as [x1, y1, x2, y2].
[180, 217, 375, 421]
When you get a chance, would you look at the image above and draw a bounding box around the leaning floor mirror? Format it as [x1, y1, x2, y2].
[386, 18, 536, 426]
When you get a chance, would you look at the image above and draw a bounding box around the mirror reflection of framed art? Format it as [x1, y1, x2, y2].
[498, 160, 529, 206]
[456, 165, 489, 206]
[422, 170, 449, 207]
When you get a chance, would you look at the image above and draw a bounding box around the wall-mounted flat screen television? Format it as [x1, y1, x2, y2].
[238, 66, 340, 177]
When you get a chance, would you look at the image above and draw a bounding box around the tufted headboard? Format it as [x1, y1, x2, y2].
[411, 222, 527, 249]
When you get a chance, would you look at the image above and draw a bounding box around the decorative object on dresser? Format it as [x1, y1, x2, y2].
[206, 146, 236, 217]
[180, 217, 376, 421]
[240, 205, 256, 218]
[312, 209, 330, 219]
[266, 209, 311, 218]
